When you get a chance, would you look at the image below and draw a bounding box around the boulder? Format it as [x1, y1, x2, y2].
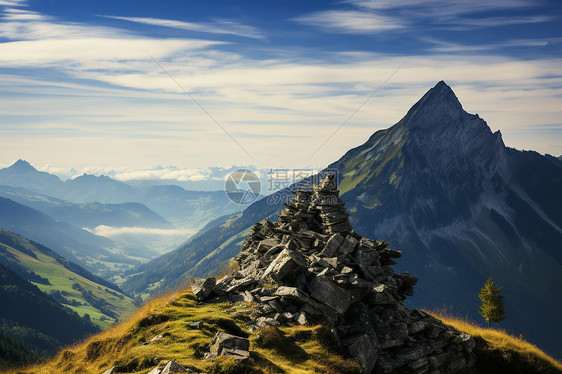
[161, 360, 191, 374]
[307, 275, 352, 315]
[336, 235, 358, 256]
[262, 249, 307, 283]
[345, 334, 378, 374]
[209, 332, 250, 361]
[191, 277, 216, 300]
[319, 233, 344, 257]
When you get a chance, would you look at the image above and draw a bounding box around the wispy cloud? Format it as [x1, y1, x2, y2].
[2, 7, 46, 20]
[441, 16, 551, 28]
[113, 167, 218, 182]
[349, 0, 532, 16]
[298, 0, 544, 35]
[294, 10, 404, 34]
[424, 38, 560, 53]
[85, 225, 195, 238]
[101, 15, 264, 39]
[0, 0, 26, 6]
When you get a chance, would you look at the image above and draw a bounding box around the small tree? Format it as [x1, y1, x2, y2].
[478, 277, 506, 328]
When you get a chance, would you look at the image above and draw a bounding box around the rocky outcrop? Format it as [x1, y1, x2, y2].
[192, 174, 476, 373]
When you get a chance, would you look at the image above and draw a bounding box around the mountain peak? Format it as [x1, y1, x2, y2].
[8, 159, 37, 172]
[419, 80, 462, 111]
[398, 81, 473, 133]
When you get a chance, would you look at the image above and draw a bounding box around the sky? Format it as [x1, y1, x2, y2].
[0, 0, 561, 175]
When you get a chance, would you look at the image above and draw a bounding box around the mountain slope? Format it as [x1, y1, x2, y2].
[0, 197, 155, 277]
[0, 185, 173, 230]
[0, 229, 137, 328]
[123, 81, 562, 358]
[0, 263, 100, 358]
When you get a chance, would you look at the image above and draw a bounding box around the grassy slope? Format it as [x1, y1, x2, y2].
[428, 311, 562, 374]
[0, 235, 136, 329]
[11, 290, 360, 374]
[10, 289, 561, 374]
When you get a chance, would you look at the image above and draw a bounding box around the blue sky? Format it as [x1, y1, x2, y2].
[0, 0, 561, 176]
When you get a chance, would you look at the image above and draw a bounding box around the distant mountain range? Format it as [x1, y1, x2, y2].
[0, 185, 173, 230]
[0, 160, 247, 279]
[123, 81, 562, 358]
[0, 161, 241, 230]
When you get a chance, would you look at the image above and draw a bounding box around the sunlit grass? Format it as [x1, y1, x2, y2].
[8, 290, 359, 374]
[427, 308, 562, 374]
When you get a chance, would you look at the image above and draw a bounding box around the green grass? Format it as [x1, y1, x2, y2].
[10, 290, 361, 374]
[1, 239, 136, 328]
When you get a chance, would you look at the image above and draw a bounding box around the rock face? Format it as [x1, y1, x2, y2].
[193, 175, 475, 373]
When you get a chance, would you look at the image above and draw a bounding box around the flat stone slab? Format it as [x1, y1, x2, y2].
[209, 332, 250, 360]
[307, 274, 352, 315]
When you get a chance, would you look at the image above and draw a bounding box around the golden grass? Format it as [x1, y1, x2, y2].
[8, 290, 359, 374]
[428, 309, 562, 374]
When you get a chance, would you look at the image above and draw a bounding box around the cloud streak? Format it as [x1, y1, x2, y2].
[298, 0, 545, 35]
[85, 225, 195, 238]
[295, 10, 404, 34]
[101, 15, 264, 39]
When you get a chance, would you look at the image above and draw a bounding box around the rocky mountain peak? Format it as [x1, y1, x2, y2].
[400, 81, 468, 132]
[8, 159, 37, 172]
[190, 175, 476, 373]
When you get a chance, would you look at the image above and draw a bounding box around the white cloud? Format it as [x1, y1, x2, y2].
[443, 16, 551, 28]
[424, 38, 555, 53]
[101, 15, 264, 39]
[295, 10, 404, 34]
[85, 225, 195, 238]
[0, 0, 26, 6]
[2, 7, 46, 20]
[349, 0, 532, 16]
[298, 0, 543, 35]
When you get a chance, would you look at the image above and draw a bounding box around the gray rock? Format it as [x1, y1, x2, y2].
[319, 233, 344, 257]
[161, 360, 191, 373]
[307, 274, 352, 315]
[256, 317, 280, 328]
[336, 235, 358, 256]
[345, 334, 378, 374]
[101, 367, 116, 374]
[209, 332, 250, 361]
[257, 238, 279, 254]
[262, 249, 307, 283]
[188, 321, 204, 329]
[191, 277, 216, 300]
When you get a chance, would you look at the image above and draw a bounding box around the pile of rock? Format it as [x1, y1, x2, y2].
[193, 175, 475, 374]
